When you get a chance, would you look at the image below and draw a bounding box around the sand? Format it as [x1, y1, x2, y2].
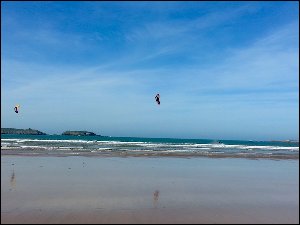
[1, 156, 299, 224]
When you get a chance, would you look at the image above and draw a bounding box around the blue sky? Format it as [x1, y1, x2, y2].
[1, 1, 299, 141]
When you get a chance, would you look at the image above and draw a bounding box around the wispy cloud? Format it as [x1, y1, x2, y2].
[125, 3, 261, 41]
[175, 21, 298, 91]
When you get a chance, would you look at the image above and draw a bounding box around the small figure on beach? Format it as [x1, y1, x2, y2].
[10, 169, 16, 190]
[153, 190, 160, 208]
[153, 190, 159, 201]
[155, 94, 160, 105]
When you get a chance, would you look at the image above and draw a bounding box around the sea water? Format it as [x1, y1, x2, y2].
[1, 134, 298, 159]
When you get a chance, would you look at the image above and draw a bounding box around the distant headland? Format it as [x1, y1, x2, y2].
[1, 128, 100, 136]
[1, 128, 46, 135]
[62, 131, 97, 136]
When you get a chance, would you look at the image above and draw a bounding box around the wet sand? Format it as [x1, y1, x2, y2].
[1, 148, 298, 159]
[1, 156, 299, 224]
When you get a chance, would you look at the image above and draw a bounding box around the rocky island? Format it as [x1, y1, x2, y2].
[1, 128, 47, 135]
[62, 131, 98, 136]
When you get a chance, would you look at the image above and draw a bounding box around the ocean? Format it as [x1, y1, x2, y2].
[1, 134, 298, 159]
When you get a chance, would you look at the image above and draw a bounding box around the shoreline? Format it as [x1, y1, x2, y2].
[1, 155, 299, 224]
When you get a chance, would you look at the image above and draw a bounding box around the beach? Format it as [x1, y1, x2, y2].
[1, 155, 299, 224]
[2, 1, 299, 224]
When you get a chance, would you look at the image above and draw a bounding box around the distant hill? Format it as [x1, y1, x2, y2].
[62, 131, 98, 136]
[1, 128, 47, 135]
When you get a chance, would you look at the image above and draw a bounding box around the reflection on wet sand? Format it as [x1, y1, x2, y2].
[10, 169, 16, 190]
[153, 190, 159, 208]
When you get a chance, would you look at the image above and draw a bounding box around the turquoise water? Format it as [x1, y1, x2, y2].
[1, 134, 299, 159]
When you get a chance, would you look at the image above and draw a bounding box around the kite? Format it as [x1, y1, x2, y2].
[14, 104, 20, 113]
[155, 94, 160, 105]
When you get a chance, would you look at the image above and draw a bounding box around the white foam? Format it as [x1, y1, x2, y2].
[1, 138, 298, 155]
[1, 138, 95, 144]
[20, 145, 48, 149]
[97, 148, 113, 150]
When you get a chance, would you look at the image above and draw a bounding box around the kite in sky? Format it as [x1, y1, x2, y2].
[155, 94, 160, 105]
[14, 104, 20, 113]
